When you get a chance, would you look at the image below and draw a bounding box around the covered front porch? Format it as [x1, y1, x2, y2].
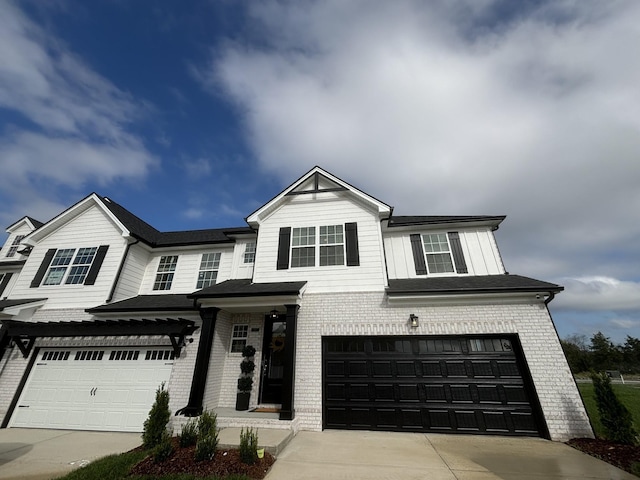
[177, 280, 306, 424]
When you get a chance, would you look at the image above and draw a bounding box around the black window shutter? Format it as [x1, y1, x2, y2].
[0, 272, 12, 297]
[448, 232, 468, 274]
[345, 222, 360, 266]
[410, 234, 428, 275]
[276, 227, 291, 270]
[84, 245, 109, 285]
[31, 248, 56, 288]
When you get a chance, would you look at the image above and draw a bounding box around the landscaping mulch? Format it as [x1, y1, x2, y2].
[567, 437, 640, 476]
[130, 440, 275, 479]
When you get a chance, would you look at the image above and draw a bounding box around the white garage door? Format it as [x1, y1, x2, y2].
[11, 347, 175, 432]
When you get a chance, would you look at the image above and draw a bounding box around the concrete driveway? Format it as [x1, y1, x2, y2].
[0, 428, 140, 480]
[266, 430, 636, 480]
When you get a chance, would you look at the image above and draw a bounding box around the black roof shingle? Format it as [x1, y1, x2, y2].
[387, 275, 563, 295]
[87, 294, 197, 313]
[190, 279, 307, 299]
[388, 216, 506, 227]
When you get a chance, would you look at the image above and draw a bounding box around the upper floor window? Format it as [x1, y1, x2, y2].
[277, 223, 359, 270]
[421, 233, 454, 273]
[243, 243, 256, 264]
[6, 235, 25, 258]
[197, 252, 220, 289]
[30, 245, 109, 288]
[410, 232, 467, 276]
[153, 255, 178, 290]
[43, 248, 99, 285]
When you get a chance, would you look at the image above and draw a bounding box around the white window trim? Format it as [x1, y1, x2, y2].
[290, 224, 345, 268]
[243, 242, 256, 264]
[42, 247, 98, 286]
[153, 255, 179, 291]
[421, 233, 455, 275]
[196, 252, 221, 289]
[6, 235, 25, 258]
[230, 324, 249, 353]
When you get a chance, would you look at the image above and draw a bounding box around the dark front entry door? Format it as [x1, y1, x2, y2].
[259, 316, 286, 404]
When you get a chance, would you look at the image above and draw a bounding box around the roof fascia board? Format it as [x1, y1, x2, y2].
[246, 166, 392, 226]
[24, 194, 130, 246]
[386, 291, 548, 307]
[6, 216, 38, 233]
[383, 218, 506, 233]
[2, 299, 48, 316]
[196, 294, 303, 312]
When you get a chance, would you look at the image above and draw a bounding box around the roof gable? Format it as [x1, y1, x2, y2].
[246, 166, 392, 226]
[6, 216, 44, 233]
[23, 194, 130, 245]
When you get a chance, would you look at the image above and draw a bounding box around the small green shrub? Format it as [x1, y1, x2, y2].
[242, 345, 256, 358]
[142, 382, 171, 449]
[179, 418, 198, 448]
[591, 371, 638, 444]
[195, 433, 219, 461]
[237, 376, 253, 393]
[240, 358, 255, 374]
[197, 409, 218, 438]
[152, 430, 174, 463]
[239, 427, 259, 465]
[194, 409, 219, 461]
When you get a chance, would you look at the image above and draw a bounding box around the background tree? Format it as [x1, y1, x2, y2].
[590, 332, 622, 371]
[622, 336, 640, 373]
[561, 334, 591, 373]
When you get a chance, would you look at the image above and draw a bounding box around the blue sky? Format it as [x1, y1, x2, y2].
[1, 0, 639, 344]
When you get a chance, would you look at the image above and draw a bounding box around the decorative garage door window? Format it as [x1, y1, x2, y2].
[11, 347, 175, 432]
[323, 335, 543, 437]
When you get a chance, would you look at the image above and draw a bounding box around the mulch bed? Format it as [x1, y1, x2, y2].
[567, 437, 640, 475]
[130, 439, 275, 479]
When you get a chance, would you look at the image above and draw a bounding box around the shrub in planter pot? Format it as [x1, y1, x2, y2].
[236, 345, 256, 411]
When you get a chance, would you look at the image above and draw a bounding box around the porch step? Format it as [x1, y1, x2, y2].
[218, 427, 294, 456]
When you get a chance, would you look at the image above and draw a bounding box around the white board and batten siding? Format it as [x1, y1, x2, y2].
[252, 195, 387, 293]
[384, 228, 505, 279]
[138, 245, 235, 295]
[110, 243, 151, 302]
[9, 205, 126, 308]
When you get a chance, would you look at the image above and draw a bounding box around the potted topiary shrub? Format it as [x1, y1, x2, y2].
[236, 345, 256, 411]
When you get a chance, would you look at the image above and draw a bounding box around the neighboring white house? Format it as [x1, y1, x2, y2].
[0, 167, 592, 441]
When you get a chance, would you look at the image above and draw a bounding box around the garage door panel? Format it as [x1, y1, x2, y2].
[323, 336, 542, 436]
[12, 347, 174, 432]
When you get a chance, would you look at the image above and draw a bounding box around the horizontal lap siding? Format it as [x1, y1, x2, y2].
[111, 244, 150, 301]
[253, 197, 386, 292]
[10, 206, 126, 308]
[139, 246, 234, 294]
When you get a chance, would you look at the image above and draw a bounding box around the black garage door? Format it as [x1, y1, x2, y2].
[323, 335, 545, 436]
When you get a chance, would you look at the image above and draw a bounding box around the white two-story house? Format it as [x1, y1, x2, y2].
[0, 167, 592, 441]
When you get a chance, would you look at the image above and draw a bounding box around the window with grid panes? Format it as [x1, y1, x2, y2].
[421, 233, 455, 273]
[291, 227, 316, 267]
[319, 225, 344, 266]
[6, 235, 25, 258]
[43, 249, 76, 285]
[230, 324, 248, 353]
[243, 242, 256, 263]
[153, 255, 178, 290]
[65, 247, 98, 284]
[196, 252, 220, 288]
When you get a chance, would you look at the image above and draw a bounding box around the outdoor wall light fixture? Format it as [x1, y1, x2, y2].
[269, 309, 279, 320]
[409, 314, 419, 329]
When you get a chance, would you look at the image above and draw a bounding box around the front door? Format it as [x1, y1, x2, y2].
[259, 316, 286, 404]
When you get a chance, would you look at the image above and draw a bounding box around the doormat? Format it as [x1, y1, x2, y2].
[251, 407, 281, 413]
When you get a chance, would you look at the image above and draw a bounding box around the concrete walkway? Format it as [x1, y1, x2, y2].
[266, 430, 636, 480]
[0, 428, 140, 480]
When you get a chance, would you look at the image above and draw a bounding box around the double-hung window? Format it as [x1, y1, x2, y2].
[42, 247, 99, 285]
[6, 235, 25, 258]
[197, 252, 220, 289]
[291, 227, 316, 267]
[153, 255, 178, 290]
[319, 225, 344, 266]
[243, 243, 256, 264]
[421, 233, 454, 273]
[230, 324, 248, 353]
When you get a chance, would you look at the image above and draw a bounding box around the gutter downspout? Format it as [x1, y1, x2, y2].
[544, 291, 556, 306]
[106, 238, 139, 303]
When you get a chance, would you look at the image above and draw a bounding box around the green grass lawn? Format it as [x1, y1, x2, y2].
[577, 382, 640, 438]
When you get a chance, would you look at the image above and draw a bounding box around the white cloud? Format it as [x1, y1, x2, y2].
[184, 158, 213, 178]
[199, 0, 640, 310]
[0, 1, 157, 228]
[553, 276, 640, 312]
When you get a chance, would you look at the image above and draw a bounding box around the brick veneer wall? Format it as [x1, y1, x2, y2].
[292, 291, 593, 442]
